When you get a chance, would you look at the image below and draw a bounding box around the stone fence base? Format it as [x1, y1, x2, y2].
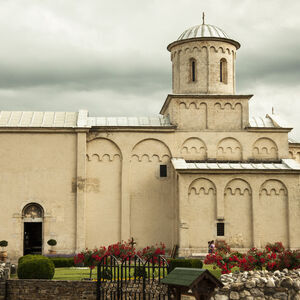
[0, 279, 97, 300]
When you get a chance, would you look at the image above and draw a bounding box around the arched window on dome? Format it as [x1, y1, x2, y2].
[220, 58, 227, 84]
[190, 58, 196, 82]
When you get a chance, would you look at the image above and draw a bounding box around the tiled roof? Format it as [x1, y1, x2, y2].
[171, 158, 300, 171]
[0, 111, 78, 127]
[87, 115, 172, 127]
[0, 110, 173, 128]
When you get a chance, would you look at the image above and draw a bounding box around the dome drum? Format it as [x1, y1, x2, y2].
[169, 23, 239, 95]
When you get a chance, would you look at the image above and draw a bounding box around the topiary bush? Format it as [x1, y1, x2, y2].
[18, 256, 55, 279]
[18, 254, 45, 265]
[0, 240, 8, 248]
[47, 239, 57, 247]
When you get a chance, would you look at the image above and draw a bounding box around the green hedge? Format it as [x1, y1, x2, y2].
[49, 257, 75, 268]
[168, 258, 203, 272]
[18, 256, 55, 279]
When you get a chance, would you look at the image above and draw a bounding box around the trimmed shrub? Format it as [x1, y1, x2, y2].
[47, 239, 57, 247]
[18, 256, 55, 279]
[168, 259, 192, 272]
[168, 258, 203, 272]
[189, 259, 203, 269]
[49, 257, 75, 268]
[0, 240, 8, 248]
[18, 254, 45, 265]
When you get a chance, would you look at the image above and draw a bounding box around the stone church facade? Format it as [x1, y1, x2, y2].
[1, 22, 300, 260]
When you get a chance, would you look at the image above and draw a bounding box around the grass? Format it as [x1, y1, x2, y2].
[54, 268, 96, 280]
[12, 264, 226, 281]
[53, 264, 224, 281]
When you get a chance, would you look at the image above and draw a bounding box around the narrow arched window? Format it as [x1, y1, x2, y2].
[190, 58, 196, 82]
[220, 58, 227, 84]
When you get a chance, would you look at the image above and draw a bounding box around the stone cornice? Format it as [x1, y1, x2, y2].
[160, 94, 253, 114]
[167, 37, 241, 51]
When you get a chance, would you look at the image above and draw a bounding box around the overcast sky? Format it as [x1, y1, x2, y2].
[0, 0, 299, 139]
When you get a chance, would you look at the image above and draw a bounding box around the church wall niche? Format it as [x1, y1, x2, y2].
[86, 138, 122, 247]
[177, 100, 207, 130]
[224, 179, 252, 248]
[212, 102, 242, 130]
[130, 139, 173, 248]
[180, 137, 207, 161]
[258, 179, 288, 246]
[217, 137, 242, 161]
[184, 178, 216, 248]
[252, 137, 278, 161]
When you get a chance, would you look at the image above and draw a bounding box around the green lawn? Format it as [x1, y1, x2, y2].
[12, 264, 224, 281]
[53, 264, 223, 281]
[54, 268, 96, 280]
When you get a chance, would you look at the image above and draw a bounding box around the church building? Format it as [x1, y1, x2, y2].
[1, 20, 300, 260]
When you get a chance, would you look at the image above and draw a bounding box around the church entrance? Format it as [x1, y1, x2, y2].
[24, 222, 42, 255]
[22, 203, 44, 256]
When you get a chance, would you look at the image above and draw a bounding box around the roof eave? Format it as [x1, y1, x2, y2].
[246, 127, 292, 132]
[167, 37, 241, 51]
[174, 168, 300, 174]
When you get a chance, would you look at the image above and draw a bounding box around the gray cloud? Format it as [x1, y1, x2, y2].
[0, 0, 299, 139]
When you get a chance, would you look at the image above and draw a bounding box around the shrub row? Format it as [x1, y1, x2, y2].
[168, 258, 203, 272]
[18, 255, 55, 279]
[49, 257, 75, 268]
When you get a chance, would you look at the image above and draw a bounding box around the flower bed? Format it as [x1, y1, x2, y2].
[74, 240, 166, 278]
[205, 241, 300, 274]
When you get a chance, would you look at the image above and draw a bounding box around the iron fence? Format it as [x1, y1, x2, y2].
[96, 255, 172, 299]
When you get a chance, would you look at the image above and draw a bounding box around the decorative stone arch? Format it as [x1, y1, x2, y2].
[22, 202, 44, 221]
[131, 138, 172, 162]
[22, 203, 44, 256]
[87, 137, 122, 162]
[224, 178, 252, 196]
[217, 137, 242, 161]
[259, 179, 287, 196]
[188, 178, 216, 196]
[180, 137, 207, 160]
[252, 137, 278, 161]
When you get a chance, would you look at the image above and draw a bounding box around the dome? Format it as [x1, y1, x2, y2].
[167, 22, 240, 50]
[177, 24, 230, 40]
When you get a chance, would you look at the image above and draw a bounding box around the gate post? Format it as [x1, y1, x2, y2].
[96, 263, 100, 300]
[142, 264, 146, 300]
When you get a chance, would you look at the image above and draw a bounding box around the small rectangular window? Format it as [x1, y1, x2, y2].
[160, 165, 167, 177]
[217, 223, 225, 236]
